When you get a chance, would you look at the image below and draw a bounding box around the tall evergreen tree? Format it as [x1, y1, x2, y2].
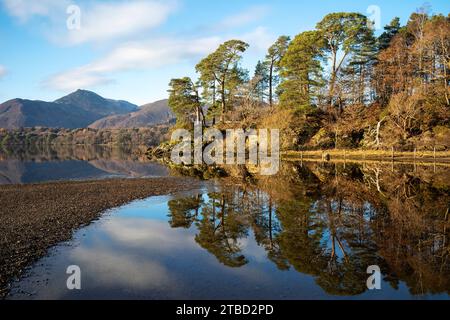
[253, 60, 269, 103]
[196, 40, 249, 123]
[265, 36, 291, 108]
[378, 17, 401, 50]
[168, 77, 202, 128]
[316, 13, 374, 112]
[279, 31, 324, 113]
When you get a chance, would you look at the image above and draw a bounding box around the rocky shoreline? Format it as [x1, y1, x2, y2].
[0, 177, 201, 298]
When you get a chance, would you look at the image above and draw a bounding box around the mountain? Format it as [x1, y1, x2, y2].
[0, 90, 139, 129]
[55, 89, 138, 117]
[0, 98, 100, 129]
[89, 99, 175, 129]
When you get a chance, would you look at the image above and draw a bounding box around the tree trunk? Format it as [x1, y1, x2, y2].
[269, 60, 274, 108]
[328, 49, 337, 106]
[375, 117, 385, 147]
[220, 82, 226, 123]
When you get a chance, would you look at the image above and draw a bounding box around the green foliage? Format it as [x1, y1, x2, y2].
[168, 77, 201, 128]
[316, 12, 372, 54]
[378, 17, 401, 50]
[196, 40, 249, 122]
[316, 12, 374, 107]
[265, 35, 291, 106]
[163, 10, 449, 151]
[252, 60, 270, 103]
[279, 31, 324, 113]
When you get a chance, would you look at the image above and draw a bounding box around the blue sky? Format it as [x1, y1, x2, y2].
[0, 0, 449, 105]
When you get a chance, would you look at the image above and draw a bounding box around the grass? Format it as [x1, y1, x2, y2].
[283, 149, 450, 162]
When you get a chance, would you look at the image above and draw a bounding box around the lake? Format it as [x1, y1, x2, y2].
[0, 145, 169, 184]
[1, 145, 449, 299]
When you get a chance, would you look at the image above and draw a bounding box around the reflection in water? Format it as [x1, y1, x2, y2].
[0, 145, 168, 184]
[7, 162, 449, 299]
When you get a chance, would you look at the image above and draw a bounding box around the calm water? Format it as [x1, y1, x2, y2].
[1, 146, 449, 299]
[0, 145, 168, 184]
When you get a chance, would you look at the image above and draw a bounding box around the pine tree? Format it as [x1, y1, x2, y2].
[279, 31, 324, 113]
[378, 17, 401, 50]
[253, 60, 269, 103]
[196, 40, 249, 123]
[265, 36, 290, 108]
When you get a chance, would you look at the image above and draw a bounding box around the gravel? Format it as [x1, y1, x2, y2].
[0, 177, 200, 298]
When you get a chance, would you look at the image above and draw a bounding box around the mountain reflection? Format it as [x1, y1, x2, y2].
[0, 144, 168, 184]
[168, 162, 450, 296]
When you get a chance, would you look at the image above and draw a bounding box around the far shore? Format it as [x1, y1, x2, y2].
[0, 177, 201, 298]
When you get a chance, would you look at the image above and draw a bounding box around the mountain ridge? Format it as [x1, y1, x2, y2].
[88, 99, 175, 129]
[0, 90, 172, 129]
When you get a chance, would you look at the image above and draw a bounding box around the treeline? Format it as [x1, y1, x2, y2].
[168, 11, 450, 151]
[0, 126, 170, 147]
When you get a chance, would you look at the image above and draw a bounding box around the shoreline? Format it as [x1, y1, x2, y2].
[283, 149, 450, 163]
[0, 177, 201, 298]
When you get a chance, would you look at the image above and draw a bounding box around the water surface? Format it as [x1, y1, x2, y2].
[0, 145, 168, 184]
[5, 159, 450, 300]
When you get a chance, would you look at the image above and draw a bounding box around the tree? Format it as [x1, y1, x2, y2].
[378, 17, 401, 50]
[279, 31, 324, 113]
[196, 40, 249, 123]
[316, 13, 374, 112]
[387, 92, 421, 142]
[252, 60, 269, 103]
[341, 28, 377, 105]
[168, 77, 203, 128]
[420, 14, 450, 105]
[265, 36, 290, 108]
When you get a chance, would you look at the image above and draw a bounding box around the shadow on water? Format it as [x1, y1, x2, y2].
[6, 160, 450, 299]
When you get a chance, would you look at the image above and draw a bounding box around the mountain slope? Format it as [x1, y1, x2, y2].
[0, 99, 100, 129]
[89, 99, 174, 129]
[54, 89, 138, 117]
[0, 90, 140, 129]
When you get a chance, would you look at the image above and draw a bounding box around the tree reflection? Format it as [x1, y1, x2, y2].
[168, 195, 203, 228]
[194, 192, 249, 267]
[167, 162, 450, 296]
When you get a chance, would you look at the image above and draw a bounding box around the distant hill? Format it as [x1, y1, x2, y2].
[0, 98, 100, 129]
[0, 90, 139, 129]
[89, 99, 175, 129]
[55, 89, 138, 117]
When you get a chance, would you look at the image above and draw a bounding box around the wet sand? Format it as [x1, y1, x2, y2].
[0, 177, 201, 297]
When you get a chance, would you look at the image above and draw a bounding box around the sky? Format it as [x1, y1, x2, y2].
[0, 0, 449, 106]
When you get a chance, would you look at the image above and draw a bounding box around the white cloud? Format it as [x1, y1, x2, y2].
[1, 0, 68, 22]
[102, 218, 197, 249]
[65, 1, 177, 45]
[71, 246, 174, 289]
[218, 5, 270, 30]
[240, 26, 276, 53]
[45, 25, 276, 91]
[2, 0, 177, 45]
[44, 36, 222, 91]
[0, 65, 7, 79]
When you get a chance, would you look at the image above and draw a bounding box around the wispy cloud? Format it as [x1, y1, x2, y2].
[1, 0, 177, 45]
[1, 0, 67, 22]
[4, 1, 275, 94]
[217, 5, 270, 30]
[44, 36, 222, 91]
[44, 23, 276, 92]
[240, 26, 276, 53]
[64, 1, 177, 45]
[0, 65, 7, 79]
